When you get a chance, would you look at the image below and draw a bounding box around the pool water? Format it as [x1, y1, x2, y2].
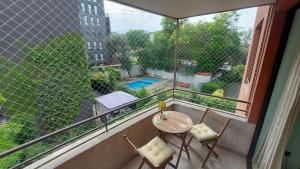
[127, 78, 160, 90]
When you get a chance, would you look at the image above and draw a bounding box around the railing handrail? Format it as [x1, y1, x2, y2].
[0, 89, 173, 158]
[0, 88, 251, 162]
[174, 88, 251, 104]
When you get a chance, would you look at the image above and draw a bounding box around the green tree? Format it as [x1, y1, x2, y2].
[106, 33, 129, 56]
[91, 71, 112, 94]
[106, 33, 133, 76]
[137, 17, 180, 72]
[232, 64, 245, 79]
[0, 123, 23, 168]
[138, 12, 245, 75]
[104, 67, 121, 80]
[0, 93, 6, 104]
[0, 57, 40, 143]
[134, 87, 149, 108]
[0, 33, 91, 167]
[125, 30, 150, 50]
[120, 54, 133, 77]
[185, 12, 244, 72]
[219, 64, 245, 83]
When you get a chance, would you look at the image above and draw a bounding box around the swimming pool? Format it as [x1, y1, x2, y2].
[127, 78, 160, 90]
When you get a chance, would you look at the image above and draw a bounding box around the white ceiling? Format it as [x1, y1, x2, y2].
[108, 0, 276, 19]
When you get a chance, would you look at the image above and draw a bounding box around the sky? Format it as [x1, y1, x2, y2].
[104, 0, 257, 34]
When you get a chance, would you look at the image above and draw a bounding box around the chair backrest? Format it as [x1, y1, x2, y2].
[124, 135, 139, 152]
[199, 108, 231, 136]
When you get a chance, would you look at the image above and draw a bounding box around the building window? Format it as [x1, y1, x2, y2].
[93, 42, 97, 49]
[100, 54, 104, 61]
[88, 5, 92, 14]
[93, 0, 97, 2]
[95, 54, 99, 61]
[87, 42, 91, 49]
[96, 18, 100, 26]
[244, 21, 263, 83]
[90, 17, 94, 26]
[99, 42, 102, 49]
[94, 6, 98, 15]
[84, 16, 88, 25]
[81, 3, 85, 13]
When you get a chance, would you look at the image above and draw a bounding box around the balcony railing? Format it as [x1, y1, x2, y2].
[0, 89, 250, 168]
[0, 1, 257, 168]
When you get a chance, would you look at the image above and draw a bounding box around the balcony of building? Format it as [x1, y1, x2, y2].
[1, 0, 300, 169]
[20, 92, 254, 169]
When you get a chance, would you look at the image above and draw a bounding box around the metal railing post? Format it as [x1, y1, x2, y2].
[173, 18, 180, 100]
[104, 115, 108, 132]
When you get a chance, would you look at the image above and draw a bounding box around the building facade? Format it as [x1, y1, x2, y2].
[237, 6, 272, 116]
[79, 0, 111, 65]
[0, 0, 81, 63]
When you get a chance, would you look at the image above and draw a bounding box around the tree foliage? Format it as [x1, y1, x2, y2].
[106, 33, 133, 76]
[179, 12, 245, 72]
[104, 67, 121, 80]
[90, 68, 120, 94]
[0, 93, 6, 104]
[137, 18, 178, 72]
[106, 33, 129, 56]
[0, 57, 40, 143]
[120, 54, 133, 77]
[0, 33, 91, 167]
[219, 64, 245, 83]
[138, 12, 246, 73]
[201, 81, 225, 94]
[176, 92, 237, 112]
[1, 33, 90, 136]
[125, 30, 150, 50]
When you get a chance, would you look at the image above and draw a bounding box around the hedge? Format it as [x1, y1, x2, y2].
[201, 81, 225, 94]
[0, 93, 6, 104]
[212, 89, 224, 97]
[176, 92, 237, 113]
[91, 72, 113, 94]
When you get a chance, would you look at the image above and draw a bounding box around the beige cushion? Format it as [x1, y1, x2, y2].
[189, 123, 218, 141]
[138, 136, 175, 167]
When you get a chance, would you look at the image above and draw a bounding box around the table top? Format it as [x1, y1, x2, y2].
[152, 111, 193, 134]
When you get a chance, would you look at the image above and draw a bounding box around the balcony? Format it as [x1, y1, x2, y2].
[21, 93, 254, 169]
[2, 0, 297, 168]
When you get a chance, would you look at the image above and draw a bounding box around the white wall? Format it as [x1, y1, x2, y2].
[120, 65, 142, 78]
[146, 68, 211, 88]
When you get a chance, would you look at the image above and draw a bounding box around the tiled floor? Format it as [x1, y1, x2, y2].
[123, 135, 247, 169]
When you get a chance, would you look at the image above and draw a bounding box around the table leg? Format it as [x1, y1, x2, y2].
[175, 134, 185, 169]
[158, 130, 167, 142]
[174, 133, 191, 168]
[182, 133, 191, 159]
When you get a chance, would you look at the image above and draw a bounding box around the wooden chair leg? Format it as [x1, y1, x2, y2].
[205, 144, 219, 158]
[202, 141, 218, 168]
[157, 163, 168, 169]
[138, 160, 145, 169]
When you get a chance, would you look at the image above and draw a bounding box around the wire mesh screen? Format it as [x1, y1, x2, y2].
[174, 12, 251, 113]
[0, 0, 254, 168]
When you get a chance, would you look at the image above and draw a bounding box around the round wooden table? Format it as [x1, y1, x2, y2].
[152, 111, 193, 169]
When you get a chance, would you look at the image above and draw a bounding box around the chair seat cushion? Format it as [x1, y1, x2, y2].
[138, 136, 175, 167]
[189, 123, 218, 141]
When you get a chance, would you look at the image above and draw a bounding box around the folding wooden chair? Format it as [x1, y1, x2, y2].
[124, 135, 176, 169]
[187, 108, 231, 168]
